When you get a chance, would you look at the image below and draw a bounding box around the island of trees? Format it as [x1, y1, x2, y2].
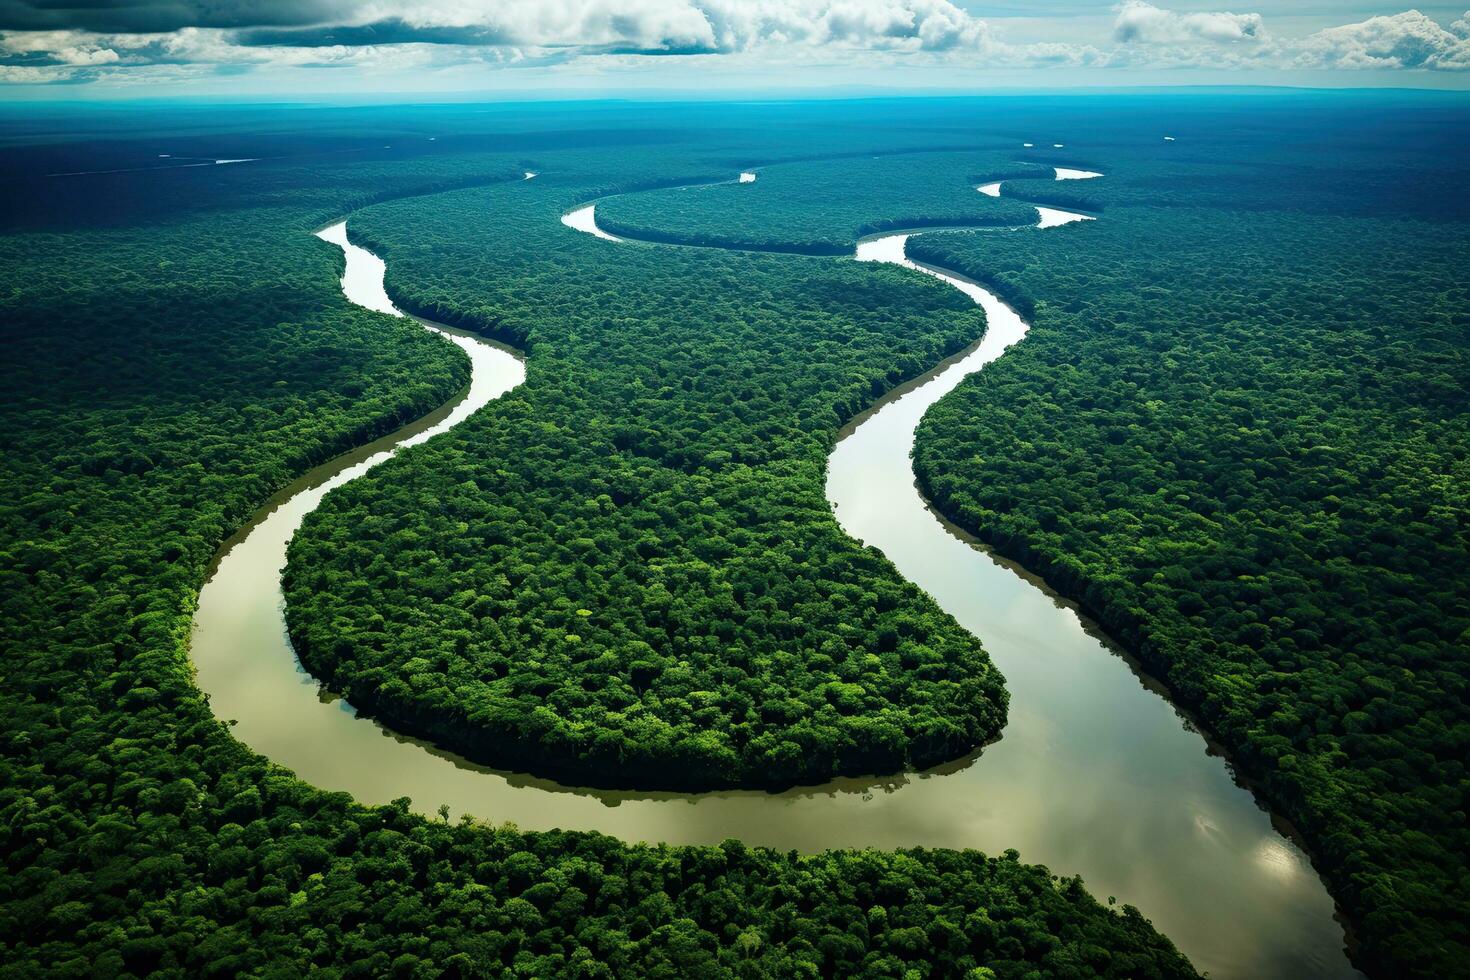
[286, 162, 1012, 791]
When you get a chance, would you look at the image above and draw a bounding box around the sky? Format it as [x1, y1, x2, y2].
[1, 1, 1468, 98]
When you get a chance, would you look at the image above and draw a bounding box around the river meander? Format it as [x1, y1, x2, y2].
[191, 174, 1358, 979]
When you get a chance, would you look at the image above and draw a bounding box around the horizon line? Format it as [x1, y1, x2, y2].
[4, 82, 1470, 109]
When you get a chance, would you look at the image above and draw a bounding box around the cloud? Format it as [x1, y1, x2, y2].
[235, 1, 1010, 56]
[234, 21, 514, 49]
[1107, 3, 1469, 72]
[0, 62, 98, 81]
[0, 30, 125, 66]
[1297, 9, 1470, 70]
[0, 24, 466, 78]
[0, 0, 1004, 55]
[0, 0, 1100, 83]
[0, 1, 353, 33]
[1, 2, 1467, 85]
[1112, 1, 1265, 45]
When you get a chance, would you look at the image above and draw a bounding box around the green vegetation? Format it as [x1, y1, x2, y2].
[594, 152, 1040, 253]
[910, 187, 1470, 975]
[3, 782, 1195, 978]
[2, 103, 1197, 977]
[285, 172, 1007, 790]
[540, 102, 1470, 974]
[6, 93, 1467, 978]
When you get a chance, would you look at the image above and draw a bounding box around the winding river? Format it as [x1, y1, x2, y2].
[191, 170, 1358, 979]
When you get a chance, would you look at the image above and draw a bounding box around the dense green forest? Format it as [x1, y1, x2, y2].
[593, 152, 1041, 253]
[0, 101, 1204, 976]
[905, 160, 1469, 975]
[505, 104, 1470, 975]
[285, 168, 1010, 790]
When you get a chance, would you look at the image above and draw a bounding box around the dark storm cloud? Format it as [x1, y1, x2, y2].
[235, 20, 513, 48]
[235, 22, 722, 55]
[0, 0, 351, 33]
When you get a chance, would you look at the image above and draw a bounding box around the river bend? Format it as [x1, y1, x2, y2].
[190, 170, 1357, 979]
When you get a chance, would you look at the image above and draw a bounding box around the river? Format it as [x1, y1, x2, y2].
[190, 172, 1358, 979]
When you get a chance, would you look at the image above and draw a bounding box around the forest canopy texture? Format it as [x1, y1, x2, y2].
[283, 157, 1024, 792]
[283, 99, 1470, 975]
[906, 146, 1470, 975]
[0, 101, 1212, 978]
[0, 94, 1466, 978]
[508, 108, 1470, 975]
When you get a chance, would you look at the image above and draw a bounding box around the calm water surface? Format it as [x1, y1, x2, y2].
[191, 179, 1358, 979]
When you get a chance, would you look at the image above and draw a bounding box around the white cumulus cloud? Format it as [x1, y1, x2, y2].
[1297, 9, 1470, 70]
[1112, 0, 1266, 45]
[311, 0, 1009, 54]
